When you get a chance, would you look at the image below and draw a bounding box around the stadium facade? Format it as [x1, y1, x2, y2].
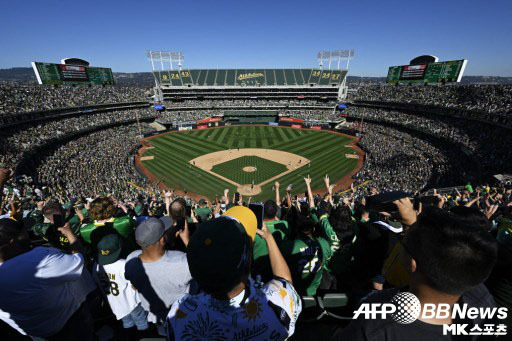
[151, 68, 348, 102]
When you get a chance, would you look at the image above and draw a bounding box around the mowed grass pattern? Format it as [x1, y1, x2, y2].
[211, 156, 288, 185]
[142, 126, 358, 201]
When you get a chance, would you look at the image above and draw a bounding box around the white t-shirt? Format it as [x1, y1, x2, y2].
[125, 250, 192, 324]
[93, 259, 141, 320]
[0, 247, 96, 337]
[166, 278, 302, 340]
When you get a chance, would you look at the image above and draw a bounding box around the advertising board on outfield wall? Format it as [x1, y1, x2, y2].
[291, 124, 302, 129]
[280, 117, 305, 124]
[196, 117, 222, 125]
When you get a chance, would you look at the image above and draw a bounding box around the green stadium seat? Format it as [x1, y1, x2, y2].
[216, 69, 226, 85]
[309, 69, 321, 84]
[205, 69, 217, 86]
[302, 296, 317, 309]
[319, 70, 331, 85]
[321, 293, 348, 308]
[226, 69, 236, 85]
[301, 69, 312, 83]
[189, 69, 200, 85]
[235, 69, 246, 86]
[294, 69, 305, 85]
[265, 69, 275, 85]
[180, 70, 193, 84]
[329, 70, 341, 85]
[275, 69, 286, 85]
[196, 69, 207, 86]
[157, 68, 346, 87]
[284, 69, 296, 85]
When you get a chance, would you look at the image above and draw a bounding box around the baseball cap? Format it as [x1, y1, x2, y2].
[97, 234, 122, 265]
[187, 216, 252, 293]
[198, 199, 206, 206]
[135, 216, 173, 248]
[222, 206, 257, 241]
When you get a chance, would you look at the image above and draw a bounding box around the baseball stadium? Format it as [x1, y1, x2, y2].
[1, 2, 512, 340]
[128, 62, 363, 201]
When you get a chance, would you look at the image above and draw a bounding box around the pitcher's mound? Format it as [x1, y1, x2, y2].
[242, 166, 257, 173]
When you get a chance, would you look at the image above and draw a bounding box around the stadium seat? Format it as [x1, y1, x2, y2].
[321, 293, 348, 308]
[299, 293, 351, 322]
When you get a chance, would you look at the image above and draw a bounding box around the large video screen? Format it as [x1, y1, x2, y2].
[386, 60, 467, 84]
[32, 62, 115, 85]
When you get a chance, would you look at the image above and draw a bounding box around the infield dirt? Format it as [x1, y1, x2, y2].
[190, 148, 310, 195]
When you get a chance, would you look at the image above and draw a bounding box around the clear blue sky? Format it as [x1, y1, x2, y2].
[1, 0, 511, 76]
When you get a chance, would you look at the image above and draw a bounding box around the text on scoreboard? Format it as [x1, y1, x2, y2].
[386, 60, 467, 84]
[31, 62, 115, 85]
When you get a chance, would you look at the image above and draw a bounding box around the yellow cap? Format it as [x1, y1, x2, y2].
[222, 206, 257, 241]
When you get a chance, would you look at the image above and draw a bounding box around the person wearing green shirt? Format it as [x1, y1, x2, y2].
[252, 196, 289, 282]
[311, 205, 357, 280]
[279, 176, 333, 296]
[194, 199, 212, 222]
[31, 201, 84, 248]
[80, 197, 136, 252]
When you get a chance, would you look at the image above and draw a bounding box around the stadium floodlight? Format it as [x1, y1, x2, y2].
[317, 49, 354, 70]
[145, 50, 184, 71]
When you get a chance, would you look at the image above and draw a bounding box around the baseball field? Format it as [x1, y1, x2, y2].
[139, 125, 361, 201]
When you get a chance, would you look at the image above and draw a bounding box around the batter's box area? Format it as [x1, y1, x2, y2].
[211, 155, 287, 184]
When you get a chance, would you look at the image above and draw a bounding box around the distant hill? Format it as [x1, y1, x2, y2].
[1, 67, 511, 86]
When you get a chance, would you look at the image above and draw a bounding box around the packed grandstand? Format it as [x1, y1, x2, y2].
[0, 78, 511, 340]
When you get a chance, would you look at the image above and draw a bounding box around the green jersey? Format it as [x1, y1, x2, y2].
[311, 208, 357, 277]
[31, 210, 81, 247]
[252, 220, 288, 282]
[280, 235, 332, 296]
[195, 207, 212, 220]
[80, 215, 136, 252]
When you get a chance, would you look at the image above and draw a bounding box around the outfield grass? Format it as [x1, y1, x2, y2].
[141, 126, 358, 201]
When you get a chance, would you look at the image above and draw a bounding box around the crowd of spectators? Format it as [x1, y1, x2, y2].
[170, 98, 336, 108]
[36, 123, 155, 199]
[1, 168, 510, 340]
[352, 84, 512, 116]
[346, 106, 512, 182]
[354, 123, 457, 192]
[0, 108, 155, 171]
[0, 84, 511, 339]
[156, 108, 341, 122]
[0, 82, 149, 115]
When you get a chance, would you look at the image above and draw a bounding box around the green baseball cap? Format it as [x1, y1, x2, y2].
[97, 234, 122, 265]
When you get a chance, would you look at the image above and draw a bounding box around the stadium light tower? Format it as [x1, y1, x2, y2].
[145, 50, 184, 71]
[317, 49, 354, 70]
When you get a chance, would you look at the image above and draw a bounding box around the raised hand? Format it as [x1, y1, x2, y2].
[324, 174, 330, 188]
[304, 175, 312, 186]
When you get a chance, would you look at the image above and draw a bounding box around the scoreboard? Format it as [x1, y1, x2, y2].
[386, 60, 467, 84]
[31, 62, 115, 85]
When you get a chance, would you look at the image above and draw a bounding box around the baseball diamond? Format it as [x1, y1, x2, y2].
[138, 125, 361, 200]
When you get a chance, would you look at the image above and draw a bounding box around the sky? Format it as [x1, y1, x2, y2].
[0, 0, 511, 76]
